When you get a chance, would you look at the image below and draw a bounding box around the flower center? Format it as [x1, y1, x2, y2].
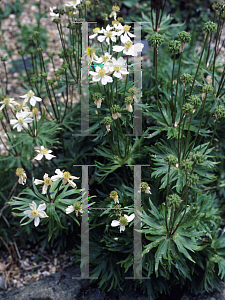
[123, 25, 130, 32]
[27, 90, 34, 97]
[18, 117, 24, 124]
[73, 202, 82, 211]
[16, 168, 24, 176]
[102, 56, 109, 62]
[40, 148, 48, 155]
[31, 209, 39, 217]
[98, 69, 106, 77]
[106, 31, 112, 37]
[141, 182, 148, 190]
[110, 191, 117, 198]
[112, 5, 120, 12]
[88, 46, 95, 54]
[44, 177, 52, 186]
[63, 171, 71, 179]
[3, 97, 10, 105]
[93, 27, 100, 33]
[124, 40, 133, 49]
[17, 103, 23, 110]
[114, 65, 121, 72]
[119, 216, 128, 226]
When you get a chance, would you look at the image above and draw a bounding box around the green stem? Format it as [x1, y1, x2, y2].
[171, 54, 176, 123]
[212, 12, 222, 87]
[189, 33, 209, 96]
[203, 119, 218, 155]
[173, 52, 182, 124]
[182, 112, 193, 160]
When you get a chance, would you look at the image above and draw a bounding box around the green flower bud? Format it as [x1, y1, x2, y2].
[190, 151, 204, 164]
[53, 18, 61, 24]
[1, 56, 7, 62]
[41, 72, 48, 79]
[93, 92, 103, 100]
[85, 0, 91, 6]
[168, 40, 181, 54]
[18, 50, 26, 56]
[102, 13, 108, 20]
[164, 154, 178, 166]
[103, 116, 113, 125]
[180, 73, 193, 85]
[203, 21, 217, 33]
[111, 105, 121, 113]
[187, 174, 199, 186]
[32, 31, 40, 39]
[148, 33, 164, 48]
[187, 95, 202, 107]
[48, 78, 56, 85]
[178, 31, 191, 44]
[182, 103, 195, 115]
[30, 75, 38, 83]
[124, 96, 133, 104]
[212, 1, 225, 13]
[117, 17, 124, 23]
[166, 194, 182, 208]
[180, 159, 193, 172]
[48, 52, 55, 59]
[202, 84, 214, 93]
[214, 105, 225, 119]
[62, 62, 69, 69]
[37, 47, 43, 53]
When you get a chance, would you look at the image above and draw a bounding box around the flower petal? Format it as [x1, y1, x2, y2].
[111, 220, 120, 227]
[34, 217, 40, 227]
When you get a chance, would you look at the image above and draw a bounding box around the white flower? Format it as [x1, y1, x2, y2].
[94, 52, 112, 64]
[50, 7, 59, 18]
[110, 191, 119, 203]
[94, 98, 103, 108]
[126, 103, 133, 113]
[51, 169, 79, 188]
[66, 202, 83, 217]
[85, 47, 98, 64]
[34, 146, 56, 161]
[97, 25, 117, 45]
[15, 168, 27, 185]
[10, 111, 33, 132]
[115, 24, 136, 41]
[89, 66, 113, 85]
[105, 57, 129, 79]
[106, 124, 111, 132]
[65, 0, 81, 8]
[113, 35, 144, 57]
[20, 90, 42, 106]
[34, 173, 53, 194]
[89, 27, 101, 39]
[112, 112, 121, 120]
[23, 201, 48, 227]
[0, 97, 18, 111]
[111, 214, 135, 233]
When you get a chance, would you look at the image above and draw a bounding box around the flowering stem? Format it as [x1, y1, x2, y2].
[189, 33, 209, 96]
[185, 94, 208, 158]
[3, 62, 8, 95]
[154, 47, 169, 126]
[172, 174, 189, 235]
[212, 12, 222, 87]
[165, 164, 170, 233]
[170, 54, 176, 122]
[182, 112, 193, 160]
[62, 69, 69, 121]
[173, 52, 182, 124]
[203, 119, 218, 155]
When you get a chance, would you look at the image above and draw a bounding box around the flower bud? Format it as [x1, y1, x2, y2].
[166, 194, 182, 208]
[203, 21, 217, 33]
[168, 40, 181, 54]
[148, 33, 164, 48]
